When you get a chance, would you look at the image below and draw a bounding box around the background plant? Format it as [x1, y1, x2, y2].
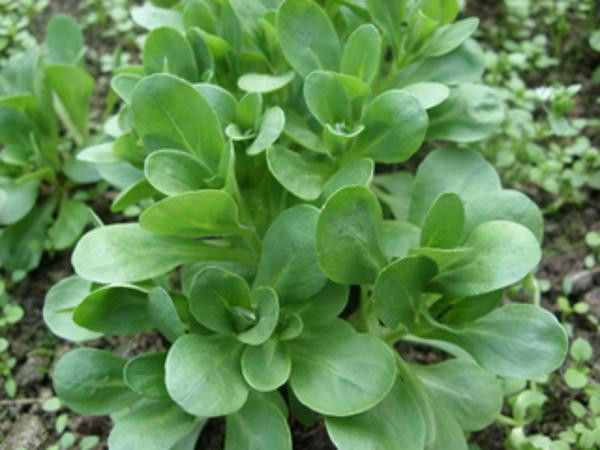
[0, 15, 102, 282]
[473, 0, 600, 212]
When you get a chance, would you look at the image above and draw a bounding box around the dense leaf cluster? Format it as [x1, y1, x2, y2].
[41, 1, 567, 449]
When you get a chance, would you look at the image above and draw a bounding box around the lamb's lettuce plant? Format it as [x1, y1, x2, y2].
[46, 1, 567, 448]
[0, 15, 99, 279]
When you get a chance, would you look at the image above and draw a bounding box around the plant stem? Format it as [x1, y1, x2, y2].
[497, 414, 520, 427]
[0, 398, 41, 406]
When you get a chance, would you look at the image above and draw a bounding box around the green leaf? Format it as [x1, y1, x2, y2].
[351, 90, 428, 163]
[139, 190, 243, 238]
[289, 320, 396, 416]
[182, 0, 216, 33]
[77, 142, 118, 164]
[427, 84, 504, 143]
[564, 367, 587, 389]
[397, 39, 485, 86]
[48, 199, 91, 250]
[132, 73, 224, 172]
[379, 220, 420, 259]
[413, 359, 503, 431]
[189, 266, 252, 334]
[279, 313, 304, 341]
[194, 29, 232, 59]
[238, 288, 280, 345]
[287, 282, 349, 325]
[317, 186, 387, 285]
[43, 276, 101, 342]
[111, 73, 142, 105]
[0, 199, 54, 274]
[420, 192, 465, 248]
[304, 71, 351, 126]
[425, 304, 568, 379]
[54, 348, 138, 415]
[255, 205, 327, 302]
[402, 82, 450, 109]
[395, 362, 468, 450]
[590, 30, 600, 52]
[225, 392, 292, 450]
[45, 14, 84, 65]
[72, 224, 255, 283]
[364, 0, 406, 55]
[325, 379, 426, 450]
[241, 339, 292, 392]
[267, 146, 333, 200]
[341, 24, 381, 84]
[73, 285, 151, 336]
[420, 18, 479, 58]
[144, 150, 212, 196]
[276, 0, 341, 77]
[195, 83, 236, 127]
[228, 0, 280, 36]
[440, 290, 504, 325]
[373, 256, 438, 330]
[409, 147, 501, 225]
[236, 92, 263, 131]
[124, 352, 168, 399]
[571, 337, 593, 363]
[0, 106, 36, 168]
[111, 179, 156, 213]
[431, 221, 541, 297]
[422, 394, 469, 450]
[143, 27, 198, 81]
[282, 110, 328, 154]
[165, 334, 248, 417]
[108, 400, 198, 450]
[46, 65, 94, 141]
[148, 288, 186, 343]
[322, 158, 374, 199]
[238, 72, 295, 93]
[421, 0, 459, 24]
[463, 189, 544, 243]
[0, 179, 39, 225]
[131, 4, 184, 32]
[247, 107, 286, 155]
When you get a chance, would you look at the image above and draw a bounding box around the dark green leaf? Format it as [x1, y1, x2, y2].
[143, 27, 198, 81]
[165, 334, 248, 416]
[276, 0, 341, 76]
[54, 348, 138, 415]
[351, 90, 428, 163]
[132, 74, 224, 172]
[225, 392, 292, 450]
[420, 192, 465, 248]
[255, 205, 326, 302]
[43, 276, 100, 342]
[189, 266, 252, 334]
[289, 320, 396, 416]
[425, 304, 568, 379]
[124, 352, 169, 399]
[72, 224, 255, 283]
[341, 24, 381, 84]
[373, 256, 438, 330]
[241, 339, 291, 392]
[73, 285, 152, 336]
[317, 186, 387, 285]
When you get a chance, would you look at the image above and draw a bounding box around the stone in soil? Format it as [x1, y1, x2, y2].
[14, 355, 49, 388]
[1, 414, 48, 450]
